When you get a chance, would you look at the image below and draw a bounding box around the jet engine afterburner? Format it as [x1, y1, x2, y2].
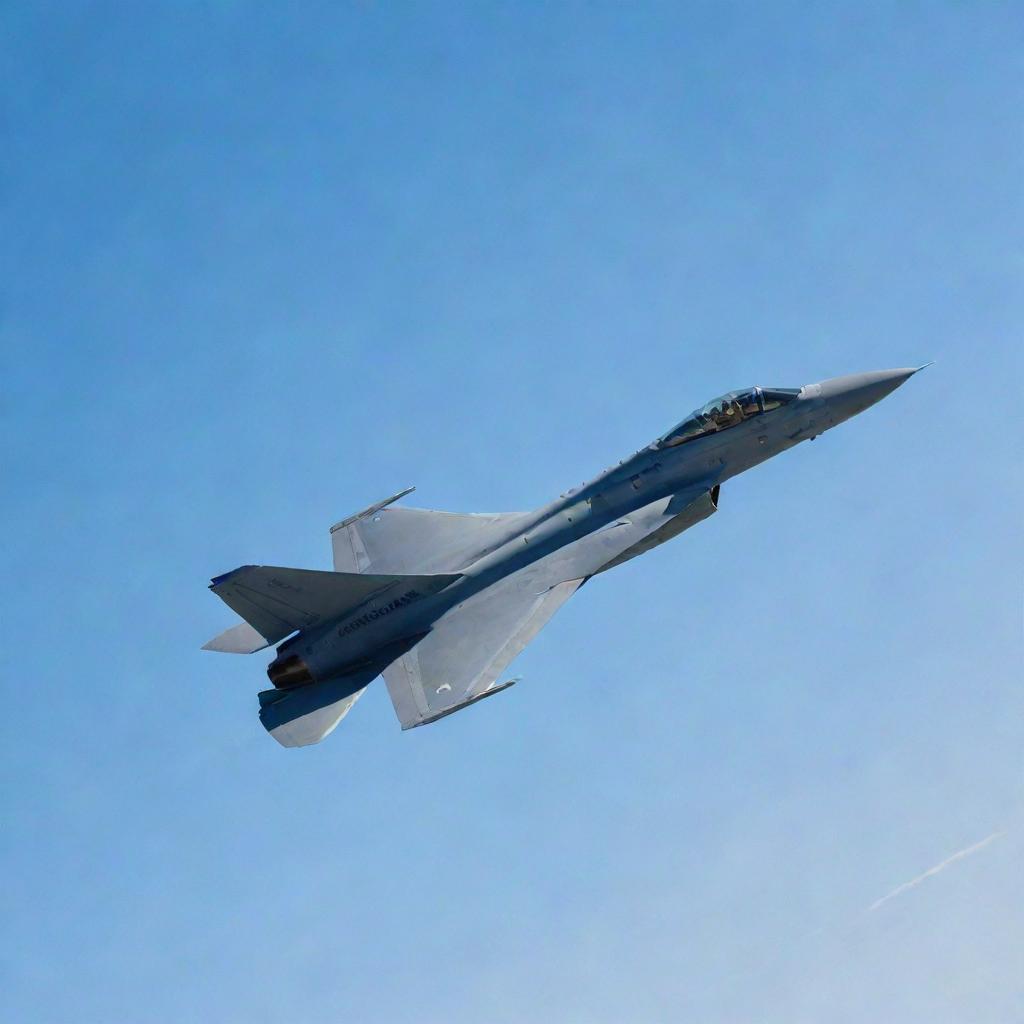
[267, 654, 314, 689]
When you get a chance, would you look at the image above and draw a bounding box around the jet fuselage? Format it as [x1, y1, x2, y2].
[273, 368, 918, 688]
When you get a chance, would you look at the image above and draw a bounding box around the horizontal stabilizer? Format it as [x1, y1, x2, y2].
[202, 621, 272, 654]
[257, 635, 423, 746]
[206, 565, 460, 649]
[258, 673, 372, 747]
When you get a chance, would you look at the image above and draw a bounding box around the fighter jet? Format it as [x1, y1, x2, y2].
[204, 367, 924, 747]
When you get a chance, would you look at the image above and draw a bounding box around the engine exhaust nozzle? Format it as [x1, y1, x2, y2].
[267, 654, 313, 689]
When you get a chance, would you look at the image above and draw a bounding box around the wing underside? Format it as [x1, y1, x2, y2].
[383, 571, 584, 729]
[380, 486, 719, 730]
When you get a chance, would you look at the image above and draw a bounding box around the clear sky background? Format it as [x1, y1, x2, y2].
[3, 3, 1022, 1022]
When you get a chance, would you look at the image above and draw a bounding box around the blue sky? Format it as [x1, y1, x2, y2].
[2, 3, 1022, 1021]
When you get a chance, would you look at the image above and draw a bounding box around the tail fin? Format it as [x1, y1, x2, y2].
[203, 565, 459, 650]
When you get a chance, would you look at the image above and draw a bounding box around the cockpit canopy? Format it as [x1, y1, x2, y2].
[656, 386, 801, 449]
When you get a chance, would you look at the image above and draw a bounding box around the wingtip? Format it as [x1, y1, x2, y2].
[209, 565, 256, 588]
[330, 486, 417, 533]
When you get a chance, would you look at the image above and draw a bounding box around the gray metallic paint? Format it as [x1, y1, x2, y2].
[204, 367, 923, 745]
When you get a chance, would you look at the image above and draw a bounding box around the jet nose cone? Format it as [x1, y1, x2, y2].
[816, 366, 923, 424]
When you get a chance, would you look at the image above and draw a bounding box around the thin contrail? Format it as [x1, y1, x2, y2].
[868, 830, 1006, 912]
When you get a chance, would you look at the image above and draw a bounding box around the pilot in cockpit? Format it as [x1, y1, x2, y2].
[712, 400, 742, 430]
[654, 386, 801, 450]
